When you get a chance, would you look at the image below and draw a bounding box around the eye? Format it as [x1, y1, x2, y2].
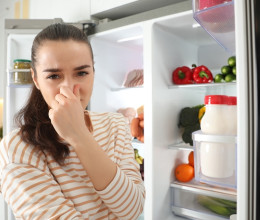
[77, 71, 88, 77]
[47, 74, 60, 79]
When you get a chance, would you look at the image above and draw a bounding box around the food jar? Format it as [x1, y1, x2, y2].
[13, 59, 32, 84]
[201, 95, 229, 135]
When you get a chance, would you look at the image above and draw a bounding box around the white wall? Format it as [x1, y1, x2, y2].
[29, 0, 91, 22]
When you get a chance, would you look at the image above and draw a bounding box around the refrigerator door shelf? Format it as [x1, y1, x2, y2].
[7, 69, 33, 86]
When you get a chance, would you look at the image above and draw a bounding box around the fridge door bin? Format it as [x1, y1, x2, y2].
[171, 185, 236, 220]
[192, 0, 235, 55]
[192, 130, 237, 189]
[8, 69, 33, 85]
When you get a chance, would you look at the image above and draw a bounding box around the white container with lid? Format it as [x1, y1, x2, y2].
[227, 96, 237, 135]
[201, 95, 229, 135]
[193, 130, 237, 187]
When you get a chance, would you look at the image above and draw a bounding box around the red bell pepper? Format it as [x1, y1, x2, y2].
[172, 66, 193, 85]
[192, 65, 213, 83]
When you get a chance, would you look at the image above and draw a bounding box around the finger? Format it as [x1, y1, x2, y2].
[48, 108, 54, 120]
[60, 86, 74, 99]
[73, 84, 80, 99]
[55, 93, 66, 105]
[50, 98, 60, 109]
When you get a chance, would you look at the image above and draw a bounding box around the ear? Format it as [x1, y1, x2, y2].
[31, 68, 40, 90]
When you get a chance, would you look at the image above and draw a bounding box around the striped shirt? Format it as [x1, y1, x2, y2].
[0, 111, 145, 220]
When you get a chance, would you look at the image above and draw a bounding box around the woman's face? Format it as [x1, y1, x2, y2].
[32, 40, 94, 110]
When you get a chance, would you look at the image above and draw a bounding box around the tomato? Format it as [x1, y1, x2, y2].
[175, 163, 194, 182]
[188, 151, 194, 167]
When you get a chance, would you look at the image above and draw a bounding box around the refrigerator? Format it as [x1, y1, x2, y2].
[1, 0, 259, 219]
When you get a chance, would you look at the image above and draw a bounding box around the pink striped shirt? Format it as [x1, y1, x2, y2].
[0, 111, 145, 219]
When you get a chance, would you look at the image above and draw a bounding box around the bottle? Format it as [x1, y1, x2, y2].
[201, 95, 228, 135]
[227, 96, 237, 135]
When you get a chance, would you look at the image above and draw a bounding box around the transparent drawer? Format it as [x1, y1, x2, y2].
[171, 182, 236, 220]
[192, 0, 235, 54]
[192, 130, 237, 189]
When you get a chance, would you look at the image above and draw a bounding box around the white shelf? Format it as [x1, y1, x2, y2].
[111, 86, 144, 91]
[168, 82, 236, 89]
[8, 69, 31, 73]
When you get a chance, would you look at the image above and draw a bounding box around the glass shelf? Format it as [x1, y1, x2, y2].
[171, 180, 236, 200]
[168, 142, 193, 150]
[168, 82, 236, 89]
[111, 85, 143, 91]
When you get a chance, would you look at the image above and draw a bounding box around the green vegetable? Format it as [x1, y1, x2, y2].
[0, 127, 2, 139]
[210, 197, 237, 209]
[232, 66, 236, 75]
[197, 195, 236, 217]
[214, 73, 224, 83]
[178, 105, 203, 127]
[225, 74, 236, 82]
[182, 123, 200, 145]
[221, 65, 232, 75]
[178, 105, 203, 146]
[228, 56, 236, 67]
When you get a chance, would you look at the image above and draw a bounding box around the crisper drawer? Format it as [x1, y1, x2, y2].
[171, 181, 236, 220]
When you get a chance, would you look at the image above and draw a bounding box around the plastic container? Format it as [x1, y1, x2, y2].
[227, 96, 237, 135]
[193, 0, 235, 54]
[201, 95, 229, 135]
[12, 59, 32, 84]
[171, 183, 236, 219]
[193, 130, 237, 189]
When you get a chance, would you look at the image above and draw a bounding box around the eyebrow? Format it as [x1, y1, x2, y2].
[43, 64, 91, 72]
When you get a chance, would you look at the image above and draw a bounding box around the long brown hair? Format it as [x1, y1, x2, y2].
[15, 23, 94, 164]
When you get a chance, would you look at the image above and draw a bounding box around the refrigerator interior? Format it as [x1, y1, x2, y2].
[90, 9, 236, 220]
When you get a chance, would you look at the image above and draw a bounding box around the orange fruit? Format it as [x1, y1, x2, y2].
[188, 151, 194, 167]
[175, 163, 194, 182]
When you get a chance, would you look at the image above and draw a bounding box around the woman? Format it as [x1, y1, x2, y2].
[0, 23, 145, 219]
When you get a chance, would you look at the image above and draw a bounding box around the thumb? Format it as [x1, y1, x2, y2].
[73, 84, 80, 98]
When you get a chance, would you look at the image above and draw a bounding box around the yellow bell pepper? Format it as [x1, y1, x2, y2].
[198, 106, 206, 123]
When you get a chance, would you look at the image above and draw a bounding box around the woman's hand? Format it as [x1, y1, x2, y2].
[48, 85, 88, 144]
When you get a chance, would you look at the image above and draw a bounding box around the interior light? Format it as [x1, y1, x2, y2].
[192, 23, 201, 28]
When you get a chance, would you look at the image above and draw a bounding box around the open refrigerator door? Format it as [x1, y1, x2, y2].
[1, 18, 66, 220]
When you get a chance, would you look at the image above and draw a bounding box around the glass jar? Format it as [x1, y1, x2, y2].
[13, 59, 32, 84]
